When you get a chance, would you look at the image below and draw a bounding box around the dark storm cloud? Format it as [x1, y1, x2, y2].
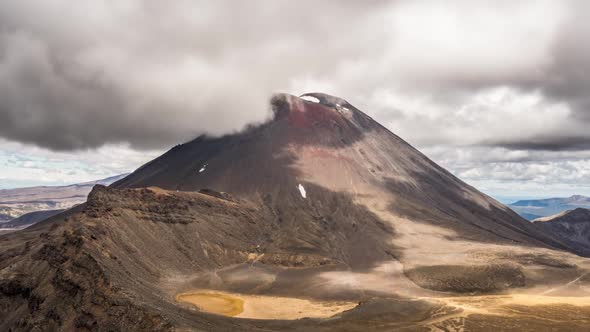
[495, 137, 590, 152]
[542, 3, 590, 107]
[479, 0, 590, 151]
[0, 0, 383, 150]
[0, 0, 589, 151]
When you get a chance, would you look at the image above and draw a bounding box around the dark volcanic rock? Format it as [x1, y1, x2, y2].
[405, 264, 526, 293]
[198, 188, 236, 202]
[534, 208, 590, 256]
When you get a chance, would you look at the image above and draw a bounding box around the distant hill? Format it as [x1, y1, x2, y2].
[518, 212, 544, 221]
[0, 174, 128, 223]
[509, 195, 590, 220]
[0, 210, 12, 223]
[534, 208, 590, 256]
[0, 209, 64, 230]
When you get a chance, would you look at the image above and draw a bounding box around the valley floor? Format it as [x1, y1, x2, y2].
[172, 288, 590, 331]
[176, 289, 357, 319]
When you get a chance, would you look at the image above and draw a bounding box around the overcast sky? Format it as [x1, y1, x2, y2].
[1, 0, 589, 199]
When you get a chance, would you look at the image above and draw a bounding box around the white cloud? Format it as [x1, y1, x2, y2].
[424, 146, 590, 197]
[0, 139, 161, 188]
[363, 87, 574, 148]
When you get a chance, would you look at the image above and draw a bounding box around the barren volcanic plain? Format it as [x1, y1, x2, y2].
[2, 93, 590, 331]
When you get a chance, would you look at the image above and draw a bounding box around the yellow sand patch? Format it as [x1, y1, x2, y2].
[176, 290, 357, 319]
[176, 291, 244, 317]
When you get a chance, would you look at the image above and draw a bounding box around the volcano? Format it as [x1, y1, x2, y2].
[2, 93, 590, 331]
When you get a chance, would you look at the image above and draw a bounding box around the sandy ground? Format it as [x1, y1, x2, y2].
[438, 293, 590, 311]
[176, 290, 358, 319]
[418, 293, 590, 331]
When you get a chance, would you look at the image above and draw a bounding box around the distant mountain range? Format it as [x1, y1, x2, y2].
[509, 195, 590, 220]
[0, 174, 127, 225]
[534, 208, 590, 256]
[0, 209, 64, 231]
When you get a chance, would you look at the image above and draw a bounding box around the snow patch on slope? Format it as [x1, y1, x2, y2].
[297, 184, 307, 198]
[300, 95, 320, 103]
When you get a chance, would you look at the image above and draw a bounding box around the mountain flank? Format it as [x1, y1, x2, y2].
[534, 208, 590, 256]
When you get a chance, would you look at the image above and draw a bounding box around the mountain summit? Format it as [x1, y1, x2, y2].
[2, 93, 590, 331]
[114, 93, 560, 249]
